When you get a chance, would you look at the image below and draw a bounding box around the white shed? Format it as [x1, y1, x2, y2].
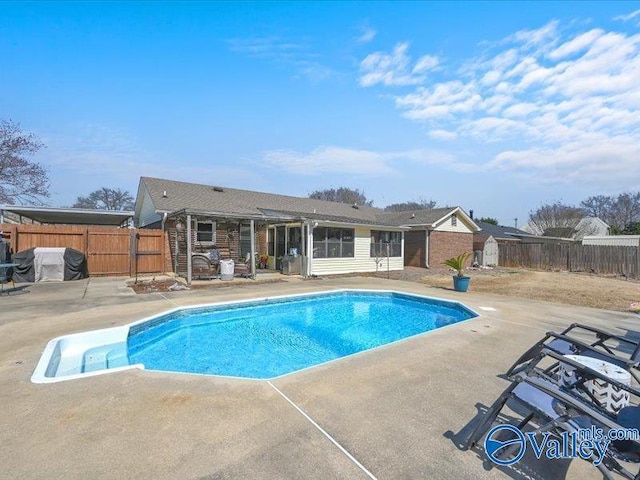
[582, 235, 640, 247]
[473, 235, 499, 267]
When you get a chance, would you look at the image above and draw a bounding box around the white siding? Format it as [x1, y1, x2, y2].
[311, 227, 404, 275]
[433, 213, 475, 233]
[137, 185, 162, 227]
[582, 235, 640, 247]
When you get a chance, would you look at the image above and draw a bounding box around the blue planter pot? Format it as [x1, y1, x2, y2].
[452, 276, 470, 292]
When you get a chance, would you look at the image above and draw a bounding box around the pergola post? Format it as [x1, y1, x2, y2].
[249, 219, 256, 279]
[306, 223, 313, 277]
[300, 221, 306, 278]
[186, 214, 192, 285]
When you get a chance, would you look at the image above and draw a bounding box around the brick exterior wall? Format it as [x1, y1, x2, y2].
[428, 231, 474, 268]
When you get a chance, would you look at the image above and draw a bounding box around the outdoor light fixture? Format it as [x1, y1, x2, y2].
[175, 221, 185, 233]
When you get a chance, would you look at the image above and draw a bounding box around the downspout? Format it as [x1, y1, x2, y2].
[161, 212, 168, 229]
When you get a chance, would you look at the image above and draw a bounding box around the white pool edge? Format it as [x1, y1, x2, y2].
[31, 288, 480, 384]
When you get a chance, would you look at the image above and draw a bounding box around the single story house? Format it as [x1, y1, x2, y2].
[376, 208, 480, 268]
[134, 177, 478, 281]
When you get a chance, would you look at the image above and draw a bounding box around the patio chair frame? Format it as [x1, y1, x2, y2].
[464, 360, 640, 480]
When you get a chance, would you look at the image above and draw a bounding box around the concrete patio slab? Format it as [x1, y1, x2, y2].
[1, 276, 638, 479]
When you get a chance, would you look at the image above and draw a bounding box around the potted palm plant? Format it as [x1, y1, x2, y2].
[443, 252, 472, 292]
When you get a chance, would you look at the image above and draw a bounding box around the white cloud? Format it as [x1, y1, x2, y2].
[359, 43, 439, 87]
[357, 26, 377, 44]
[261, 146, 475, 175]
[507, 20, 559, 50]
[365, 19, 640, 187]
[262, 146, 394, 175]
[548, 29, 604, 60]
[428, 129, 457, 141]
[413, 55, 439, 73]
[614, 9, 640, 24]
[227, 36, 334, 83]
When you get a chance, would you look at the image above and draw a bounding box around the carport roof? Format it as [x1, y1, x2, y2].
[0, 205, 133, 226]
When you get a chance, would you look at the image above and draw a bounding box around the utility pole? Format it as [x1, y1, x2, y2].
[514, 217, 518, 229]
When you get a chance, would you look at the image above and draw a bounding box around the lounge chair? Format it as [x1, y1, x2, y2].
[234, 253, 253, 278]
[464, 355, 640, 479]
[506, 326, 640, 382]
[191, 254, 218, 279]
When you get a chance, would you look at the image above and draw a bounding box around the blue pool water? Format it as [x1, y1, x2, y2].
[127, 291, 477, 379]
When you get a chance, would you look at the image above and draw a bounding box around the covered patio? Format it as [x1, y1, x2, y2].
[165, 208, 311, 284]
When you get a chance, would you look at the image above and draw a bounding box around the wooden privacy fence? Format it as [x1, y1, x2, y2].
[0, 224, 166, 276]
[499, 243, 640, 279]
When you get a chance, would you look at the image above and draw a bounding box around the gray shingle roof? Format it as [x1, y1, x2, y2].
[543, 227, 576, 238]
[139, 177, 466, 228]
[476, 221, 530, 239]
[141, 177, 383, 224]
[375, 208, 456, 226]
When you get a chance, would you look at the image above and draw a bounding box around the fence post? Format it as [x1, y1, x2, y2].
[129, 230, 135, 277]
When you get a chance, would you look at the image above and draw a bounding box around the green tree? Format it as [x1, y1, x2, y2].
[72, 187, 135, 210]
[622, 222, 640, 235]
[384, 197, 437, 212]
[476, 217, 498, 225]
[0, 119, 49, 205]
[308, 187, 373, 206]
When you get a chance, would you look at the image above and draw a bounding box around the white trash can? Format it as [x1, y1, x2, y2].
[219, 259, 234, 281]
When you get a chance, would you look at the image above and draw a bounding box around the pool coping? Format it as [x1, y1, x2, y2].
[31, 288, 480, 384]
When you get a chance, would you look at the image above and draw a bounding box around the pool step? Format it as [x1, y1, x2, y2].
[82, 343, 128, 373]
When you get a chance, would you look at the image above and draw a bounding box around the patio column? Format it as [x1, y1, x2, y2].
[186, 214, 192, 285]
[249, 219, 256, 279]
[306, 223, 314, 277]
[300, 221, 306, 278]
[424, 228, 430, 268]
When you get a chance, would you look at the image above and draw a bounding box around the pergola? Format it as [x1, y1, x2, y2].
[165, 208, 307, 285]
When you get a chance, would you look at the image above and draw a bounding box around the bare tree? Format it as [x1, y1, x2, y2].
[580, 192, 640, 233]
[609, 192, 640, 233]
[73, 187, 134, 210]
[384, 197, 437, 212]
[308, 187, 373, 206]
[527, 202, 585, 235]
[580, 195, 613, 220]
[0, 119, 49, 205]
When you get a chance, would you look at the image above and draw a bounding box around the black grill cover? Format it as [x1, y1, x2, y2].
[63, 248, 88, 280]
[11, 248, 88, 282]
[11, 248, 34, 283]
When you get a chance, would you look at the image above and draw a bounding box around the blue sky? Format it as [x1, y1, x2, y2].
[2, 1, 639, 226]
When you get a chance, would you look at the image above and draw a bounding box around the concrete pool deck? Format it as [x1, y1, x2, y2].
[1, 276, 639, 479]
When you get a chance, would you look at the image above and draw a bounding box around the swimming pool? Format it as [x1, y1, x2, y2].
[32, 290, 478, 383]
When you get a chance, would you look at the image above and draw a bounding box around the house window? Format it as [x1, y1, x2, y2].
[267, 228, 275, 256]
[370, 231, 402, 257]
[196, 221, 216, 243]
[313, 227, 354, 258]
[451, 214, 457, 227]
